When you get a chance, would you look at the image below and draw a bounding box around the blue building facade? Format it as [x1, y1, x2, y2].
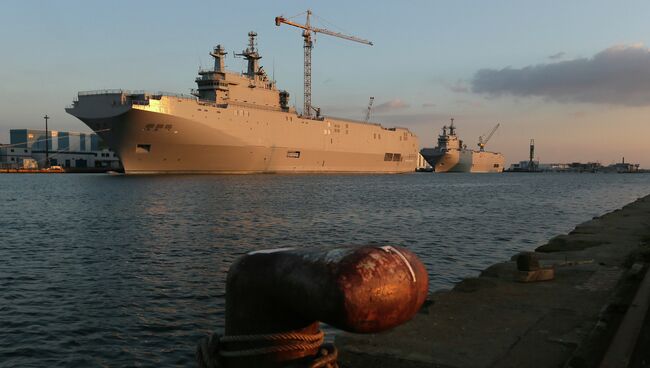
[2, 129, 120, 170]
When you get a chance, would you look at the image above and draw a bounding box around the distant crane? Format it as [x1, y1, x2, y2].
[364, 96, 374, 123]
[529, 139, 536, 171]
[43, 114, 50, 168]
[275, 10, 373, 118]
[477, 123, 500, 152]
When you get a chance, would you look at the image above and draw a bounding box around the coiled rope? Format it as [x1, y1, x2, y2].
[219, 330, 324, 357]
[196, 330, 338, 368]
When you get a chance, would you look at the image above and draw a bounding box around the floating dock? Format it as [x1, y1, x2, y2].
[337, 195, 650, 367]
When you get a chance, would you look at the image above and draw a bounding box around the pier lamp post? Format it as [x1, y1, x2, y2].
[43, 114, 49, 168]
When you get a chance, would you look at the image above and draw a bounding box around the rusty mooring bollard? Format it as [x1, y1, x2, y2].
[197, 245, 428, 368]
[516, 252, 540, 271]
[515, 252, 555, 283]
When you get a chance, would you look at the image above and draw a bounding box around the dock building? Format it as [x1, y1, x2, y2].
[507, 160, 641, 173]
[0, 129, 121, 170]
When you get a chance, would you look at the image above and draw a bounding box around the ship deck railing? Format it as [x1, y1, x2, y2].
[223, 100, 287, 112]
[198, 67, 232, 74]
[78, 89, 127, 96]
[77, 90, 197, 101]
[197, 67, 247, 76]
[152, 91, 198, 100]
[323, 115, 413, 132]
[72, 91, 412, 132]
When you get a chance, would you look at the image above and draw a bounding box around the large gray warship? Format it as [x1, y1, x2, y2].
[65, 31, 418, 174]
[420, 119, 504, 173]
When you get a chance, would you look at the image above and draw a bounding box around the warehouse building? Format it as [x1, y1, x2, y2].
[0, 129, 121, 170]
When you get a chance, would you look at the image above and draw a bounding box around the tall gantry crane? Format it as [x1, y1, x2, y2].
[477, 123, 500, 151]
[275, 10, 373, 118]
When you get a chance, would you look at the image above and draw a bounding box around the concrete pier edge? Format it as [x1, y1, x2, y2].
[336, 195, 650, 368]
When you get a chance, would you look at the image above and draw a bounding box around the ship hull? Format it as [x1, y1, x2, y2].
[66, 93, 419, 174]
[420, 148, 504, 173]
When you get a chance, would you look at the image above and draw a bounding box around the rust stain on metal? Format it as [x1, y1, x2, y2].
[381, 245, 417, 282]
[222, 244, 429, 366]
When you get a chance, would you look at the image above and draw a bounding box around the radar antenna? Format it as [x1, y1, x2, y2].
[234, 31, 262, 79]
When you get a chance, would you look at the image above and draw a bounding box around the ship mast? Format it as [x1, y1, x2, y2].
[235, 31, 262, 80]
[210, 44, 227, 73]
[275, 10, 373, 118]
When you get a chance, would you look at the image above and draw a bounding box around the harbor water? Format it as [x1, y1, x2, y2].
[1, 173, 649, 366]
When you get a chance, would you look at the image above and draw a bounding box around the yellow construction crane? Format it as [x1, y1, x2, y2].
[275, 10, 373, 118]
[478, 123, 500, 151]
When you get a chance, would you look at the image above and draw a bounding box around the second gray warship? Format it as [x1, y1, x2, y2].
[420, 119, 504, 173]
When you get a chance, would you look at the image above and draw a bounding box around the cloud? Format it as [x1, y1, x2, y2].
[454, 99, 483, 108]
[374, 99, 410, 113]
[548, 51, 566, 60]
[444, 80, 469, 93]
[569, 111, 587, 118]
[471, 44, 650, 106]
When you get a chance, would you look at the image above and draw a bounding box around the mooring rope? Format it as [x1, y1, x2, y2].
[196, 330, 338, 367]
[220, 330, 324, 343]
[308, 344, 338, 368]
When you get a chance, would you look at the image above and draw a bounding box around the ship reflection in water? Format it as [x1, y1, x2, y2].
[1, 173, 649, 366]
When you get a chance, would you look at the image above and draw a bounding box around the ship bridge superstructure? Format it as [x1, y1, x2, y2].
[436, 118, 462, 152]
[193, 32, 291, 111]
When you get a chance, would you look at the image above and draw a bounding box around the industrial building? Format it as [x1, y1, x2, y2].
[0, 129, 121, 170]
[508, 160, 640, 173]
[506, 139, 641, 173]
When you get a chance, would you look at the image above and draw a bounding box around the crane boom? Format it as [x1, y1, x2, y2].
[311, 26, 373, 45]
[484, 123, 500, 143]
[478, 123, 500, 151]
[274, 17, 373, 45]
[275, 10, 373, 118]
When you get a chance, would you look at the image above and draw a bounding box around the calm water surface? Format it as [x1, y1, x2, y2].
[1, 173, 648, 366]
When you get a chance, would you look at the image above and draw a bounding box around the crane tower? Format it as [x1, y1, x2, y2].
[364, 96, 374, 123]
[275, 10, 373, 118]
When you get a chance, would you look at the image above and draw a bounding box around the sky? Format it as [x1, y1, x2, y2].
[1, 0, 649, 167]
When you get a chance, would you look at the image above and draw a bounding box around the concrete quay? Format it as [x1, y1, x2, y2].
[337, 195, 650, 367]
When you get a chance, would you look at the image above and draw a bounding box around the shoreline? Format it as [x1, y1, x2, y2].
[337, 194, 650, 367]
